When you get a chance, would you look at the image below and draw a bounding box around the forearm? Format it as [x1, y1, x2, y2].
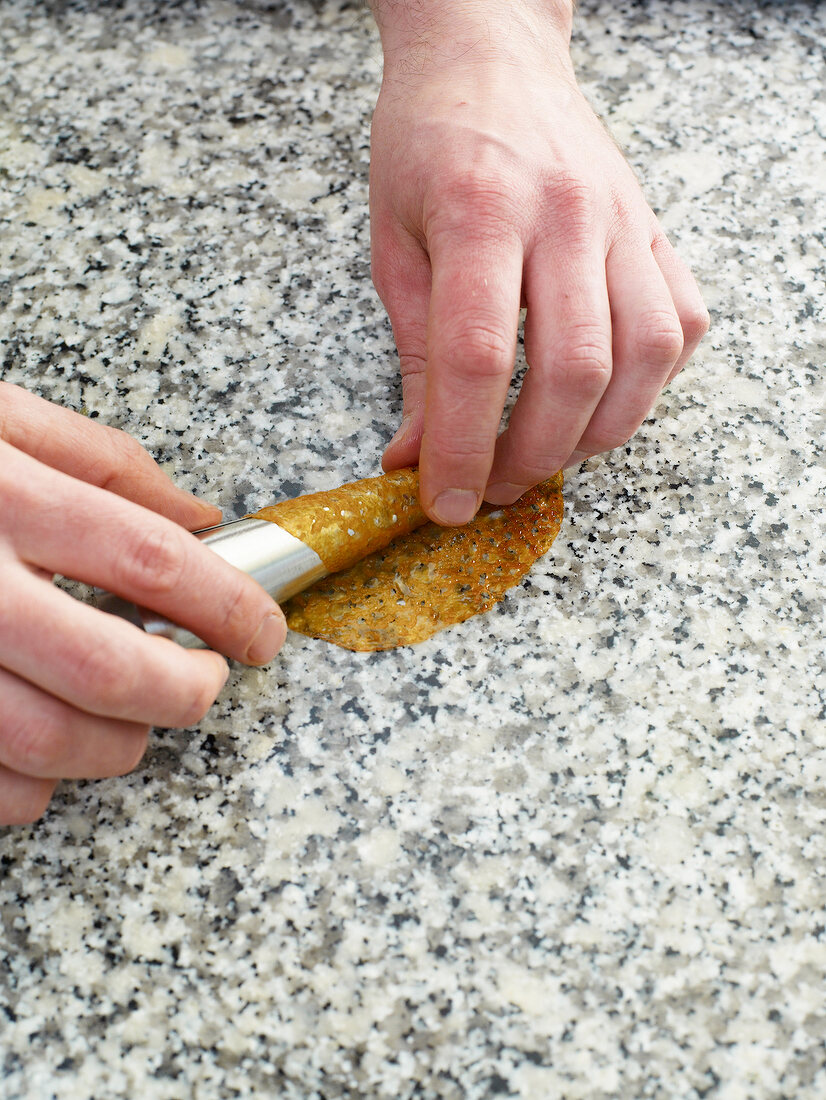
[368, 0, 574, 73]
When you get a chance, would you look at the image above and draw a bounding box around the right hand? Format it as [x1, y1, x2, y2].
[0, 383, 287, 826]
[370, 0, 709, 523]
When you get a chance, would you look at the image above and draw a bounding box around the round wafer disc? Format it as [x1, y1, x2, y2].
[282, 472, 563, 652]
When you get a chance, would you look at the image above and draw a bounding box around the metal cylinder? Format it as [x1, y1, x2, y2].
[95, 518, 327, 649]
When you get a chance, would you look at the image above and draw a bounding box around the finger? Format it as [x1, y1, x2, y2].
[564, 449, 592, 469]
[650, 231, 710, 381]
[0, 565, 230, 727]
[484, 240, 612, 504]
[574, 236, 684, 458]
[3, 443, 286, 665]
[0, 667, 148, 779]
[419, 224, 524, 525]
[0, 382, 221, 530]
[372, 224, 432, 471]
[0, 766, 57, 827]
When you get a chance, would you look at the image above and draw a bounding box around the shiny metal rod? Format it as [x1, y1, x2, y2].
[95, 518, 327, 649]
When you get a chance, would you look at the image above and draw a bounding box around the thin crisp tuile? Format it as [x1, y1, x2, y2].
[280, 472, 564, 652]
[253, 467, 426, 574]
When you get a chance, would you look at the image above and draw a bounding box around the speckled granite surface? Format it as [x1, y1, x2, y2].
[1, 0, 825, 1096]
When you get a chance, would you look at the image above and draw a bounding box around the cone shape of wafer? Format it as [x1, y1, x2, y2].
[253, 467, 564, 652]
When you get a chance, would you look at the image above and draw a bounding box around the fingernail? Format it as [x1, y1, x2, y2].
[245, 611, 287, 665]
[565, 450, 590, 468]
[214, 656, 231, 688]
[388, 416, 412, 447]
[484, 482, 527, 506]
[431, 489, 479, 526]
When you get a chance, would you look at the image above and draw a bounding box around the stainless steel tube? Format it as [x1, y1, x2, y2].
[95, 518, 327, 649]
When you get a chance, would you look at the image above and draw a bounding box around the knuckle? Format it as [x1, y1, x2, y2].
[542, 176, 598, 238]
[442, 321, 514, 380]
[111, 425, 148, 463]
[607, 186, 635, 230]
[398, 351, 427, 378]
[435, 169, 511, 212]
[118, 525, 186, 601]
[71, 639, 135, 714]
[682, 303, 711, 345]
[650, 229, 676, 261]
[3, 711, 67, 776]
[100, 427, 151, 485]
[547, 338, 612, 396]
[215, 570, 257, 641]
[507, 456, 564, 485]
[634, 311, 684, 368]
[427, 172, 521, 242]
[426, 428, 492, 465]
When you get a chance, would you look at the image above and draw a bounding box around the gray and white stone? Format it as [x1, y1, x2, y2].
[1, 1, 824, 1097]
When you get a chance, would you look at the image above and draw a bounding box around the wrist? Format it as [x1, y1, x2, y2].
[371, 1, 574, 78]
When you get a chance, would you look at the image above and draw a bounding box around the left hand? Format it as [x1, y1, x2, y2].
[0, 384, 287, 825]
[369, 7, 708, 525]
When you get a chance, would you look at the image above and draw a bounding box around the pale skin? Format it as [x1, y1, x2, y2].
[370, 0, 709, 522]
[0, 385, 287, 825]
[1, 0, 707, 825]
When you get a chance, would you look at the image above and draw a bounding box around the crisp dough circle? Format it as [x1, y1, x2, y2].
[282, 472, 563, 652]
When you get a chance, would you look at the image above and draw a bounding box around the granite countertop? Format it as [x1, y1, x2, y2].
[1, 1, 825, 1096]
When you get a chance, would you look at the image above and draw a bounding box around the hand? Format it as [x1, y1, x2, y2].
[369, 1, 709, 524]
[0, 384, 286, 825]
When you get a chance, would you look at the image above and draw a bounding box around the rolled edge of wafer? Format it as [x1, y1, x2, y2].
[252, 467, 427, 576]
